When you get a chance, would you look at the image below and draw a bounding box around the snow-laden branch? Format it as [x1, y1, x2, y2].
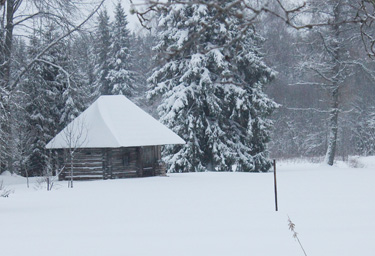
[283, 106, 354, 114]
[344, 59, 375, 81]
[284, 106, 331, 113]
[130, 0, 307, 30]
[150, 0, 249, 64]
[35, 58, 71, 90]
[287, 82, 331, 87]
[13, 11, 76, 28]
[309, 67, 336, 84]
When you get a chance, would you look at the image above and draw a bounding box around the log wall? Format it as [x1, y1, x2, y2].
[57, 146, 165, 181]
[60, 149, 104, 180]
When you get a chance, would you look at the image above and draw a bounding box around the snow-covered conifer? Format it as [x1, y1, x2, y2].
[131, 34, 156, 112]
[106, 2, 134, 96]
[94, 10, 111, 95]
[70, 33, 100, 107]
[149, 1, 277, 172]
[24, 24, 81, 175]
[23, 33, 56, 175]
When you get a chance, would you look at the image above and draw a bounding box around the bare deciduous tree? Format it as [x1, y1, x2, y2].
[62, 115, 88, 188]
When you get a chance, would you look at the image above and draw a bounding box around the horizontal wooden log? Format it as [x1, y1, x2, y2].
[66, 161, 103, 165]
[63, 174, 103, 177]
[111, 174, 138, 178]
[63, 166, 103, 171]
[63, 175, 103, 180]
[112, 165, 137, 171]
[112, 171, 137, 175]
[66, 164, 103, 169]
[62, 170, 103, 175]
[62, 173, 103, 178]
[69, 157, 103, 161]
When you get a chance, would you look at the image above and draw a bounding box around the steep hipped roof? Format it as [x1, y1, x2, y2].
[46, 95, 185, 149]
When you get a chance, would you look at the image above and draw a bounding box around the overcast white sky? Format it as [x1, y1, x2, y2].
[102, 0, 148, 33]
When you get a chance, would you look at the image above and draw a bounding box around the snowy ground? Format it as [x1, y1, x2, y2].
[1, 157, 374, 256]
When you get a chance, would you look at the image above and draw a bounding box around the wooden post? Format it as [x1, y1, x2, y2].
[273, 159, 278, 211]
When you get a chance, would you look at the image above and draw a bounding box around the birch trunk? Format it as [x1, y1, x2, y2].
[324, 2, 342, 166]
[325, 86, 339, 165]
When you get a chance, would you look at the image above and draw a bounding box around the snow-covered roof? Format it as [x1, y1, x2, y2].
[46, 95, 185, 149]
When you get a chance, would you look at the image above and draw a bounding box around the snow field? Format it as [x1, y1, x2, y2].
[1, 159, 374, 256]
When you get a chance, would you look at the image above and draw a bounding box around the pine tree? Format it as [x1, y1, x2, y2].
[106, 2, 134, 96]
[149, 1, 277, 172]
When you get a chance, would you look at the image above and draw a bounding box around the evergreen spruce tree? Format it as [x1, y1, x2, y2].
[72, 33, 98, 107]
[0, 21, 12, 173]
[106, 2, 134, 96]
[131, 33, 156, 111]
[0, 45, 9, 173]
[10, 39, 32, 175]
[149, 1, 277, 172]
[24, 24, 79, 176]
[94, 10, 111, 96]
[59, 43, 84, 126]
[24, 32, 55, 176]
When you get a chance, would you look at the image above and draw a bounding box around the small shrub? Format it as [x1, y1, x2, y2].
[0, 180, 14, 197]
[347, 156, 364, 168]
[34, 176, 60, 191]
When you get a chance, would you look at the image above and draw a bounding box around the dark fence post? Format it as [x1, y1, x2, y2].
[273, 159, 278, 211]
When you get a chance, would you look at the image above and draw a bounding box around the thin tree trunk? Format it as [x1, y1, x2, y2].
[3, 0, 15, 87]
[1, 0, 15, 173]
[70, 151, 73, 188]
[25, 168, 29, 188]
[23, 161, 29, 188]
[324, 2, 342, 166]
[325, 86, 339, 165]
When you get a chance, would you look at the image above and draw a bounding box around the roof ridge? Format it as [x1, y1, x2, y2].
[95, 99, 122, 147]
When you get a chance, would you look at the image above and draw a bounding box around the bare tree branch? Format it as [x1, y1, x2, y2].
[129, 0, 375, 58]
[10, 0, 105, 90]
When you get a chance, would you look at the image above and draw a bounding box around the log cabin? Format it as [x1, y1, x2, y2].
[46, 95, 185, 180]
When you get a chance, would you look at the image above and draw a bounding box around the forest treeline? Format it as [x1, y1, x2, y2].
[1, 0, 375, 176]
